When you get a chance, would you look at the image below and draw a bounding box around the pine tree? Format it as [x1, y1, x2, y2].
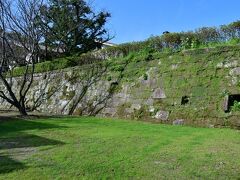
[40, 0, 111, 55]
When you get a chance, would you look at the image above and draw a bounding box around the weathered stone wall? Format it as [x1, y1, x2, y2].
[1, 47, 240, 128]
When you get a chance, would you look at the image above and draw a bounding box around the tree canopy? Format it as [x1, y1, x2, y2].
[40, 0, 111, 56]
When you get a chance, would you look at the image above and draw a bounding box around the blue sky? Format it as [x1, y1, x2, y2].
[94, 0, 240, 44]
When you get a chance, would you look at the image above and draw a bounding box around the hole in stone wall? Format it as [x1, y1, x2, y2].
[225, 94, 240, 113]
[181, 96, 190, 105]
[110, 81, 119, 86]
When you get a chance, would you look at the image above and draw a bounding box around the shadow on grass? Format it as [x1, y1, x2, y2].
[0, 134, 64, 150]
[0, 113, 69, 122]
[0, 118, 67, 136]
[0, 118, 66, 174]
[0, 156, 25, 174]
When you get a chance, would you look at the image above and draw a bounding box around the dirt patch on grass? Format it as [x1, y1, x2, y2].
[1, 147, 38, 161]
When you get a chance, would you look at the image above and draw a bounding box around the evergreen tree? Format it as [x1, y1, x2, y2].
[40, 0, 111, 55]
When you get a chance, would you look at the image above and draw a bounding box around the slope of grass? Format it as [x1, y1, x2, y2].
[11, 43, 240, 76]
[0, 116, 239, 179]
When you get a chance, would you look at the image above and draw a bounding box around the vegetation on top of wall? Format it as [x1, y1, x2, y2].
[10, 20, 240, 77]
[7, 21, 239, 77]
[94, 20, 240, 59]
[11, 53, 104, 76]
[11, 44, 240, 78]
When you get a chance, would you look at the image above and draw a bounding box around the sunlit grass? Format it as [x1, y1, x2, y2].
[0, 117, 239, 179]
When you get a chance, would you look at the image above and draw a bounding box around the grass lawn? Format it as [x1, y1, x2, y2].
[0, 116, 239, 179]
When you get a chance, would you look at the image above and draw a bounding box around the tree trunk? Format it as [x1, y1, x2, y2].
[17, 106, 28, 116]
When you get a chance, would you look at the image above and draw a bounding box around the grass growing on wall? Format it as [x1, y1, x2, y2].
[11, 43, 240, 77]
[8, 45, 240, 127]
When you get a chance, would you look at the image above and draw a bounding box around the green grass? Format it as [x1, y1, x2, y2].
[0, 117, 239, 179]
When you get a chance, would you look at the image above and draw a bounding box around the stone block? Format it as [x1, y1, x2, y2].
[153, 88, 166, 99]
[131, 104, 141, 110]
[149, 106, 155, 113]
[229, 67, 240, 76]
[173, 119, 184, 125]
[102, 108, 117, 116]
[223, 96, 229, 112]
[155, 111, 169, 121]
[145, 98, 154, 106]
[125, 108, 134, 114]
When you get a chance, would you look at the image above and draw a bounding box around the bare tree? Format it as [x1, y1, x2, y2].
[0, 0, 43, 115]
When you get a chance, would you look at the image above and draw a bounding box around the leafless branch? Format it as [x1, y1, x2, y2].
[0, 0, 43, 115]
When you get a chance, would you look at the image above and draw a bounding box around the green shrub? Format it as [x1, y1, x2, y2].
[231, 100, 240, 111]
[143, 73, 148, 80]
[110, 65, 125, 72]
[227, 38, 240, 45]
[107, 76, 112, 81]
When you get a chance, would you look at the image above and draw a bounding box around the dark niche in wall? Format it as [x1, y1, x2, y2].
[181, 96, 190, 105]
[224, 94, 240, 113]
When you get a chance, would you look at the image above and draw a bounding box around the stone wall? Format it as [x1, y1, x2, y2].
[1, 47, 240, 128]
